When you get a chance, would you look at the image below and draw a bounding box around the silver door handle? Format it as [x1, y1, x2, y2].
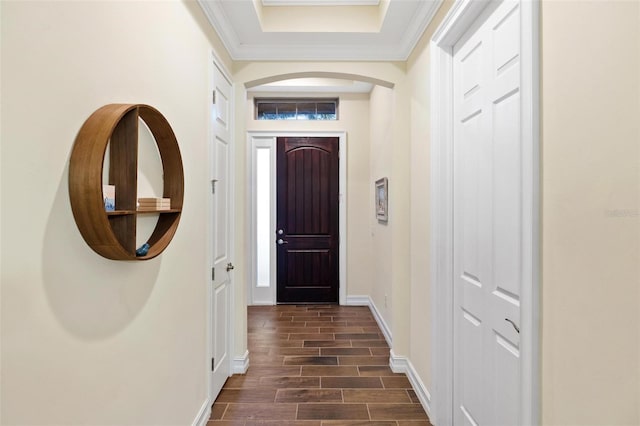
[277, 239, 288, 245]
[505, 318, 520, 334]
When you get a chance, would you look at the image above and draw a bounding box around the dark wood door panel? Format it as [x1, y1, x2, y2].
[284, 249, 333, 286]
[277, 137, 339, 303]
[286, 147, 332, 235]
[281, 240, 334, 299]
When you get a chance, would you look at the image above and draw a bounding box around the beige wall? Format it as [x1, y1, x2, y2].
[389, 76, 412, 356]
[404, 0, 454, 392]
[367, 80, 412, 355]
[0, 1, 229, 424]
[369, 86, 395, 329]
[540, 1, 640, 424]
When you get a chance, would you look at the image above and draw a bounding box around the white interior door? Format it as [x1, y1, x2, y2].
[453, 1, 523, 424]
[210, 63, 233, 399]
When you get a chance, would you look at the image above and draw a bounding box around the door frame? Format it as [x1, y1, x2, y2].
[247, 131, 347, 305]
[207, 53, 235, 405]
[429, 1, 540, 425]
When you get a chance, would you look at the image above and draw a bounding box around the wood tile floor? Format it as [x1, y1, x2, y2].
[208, 305, 432, 426]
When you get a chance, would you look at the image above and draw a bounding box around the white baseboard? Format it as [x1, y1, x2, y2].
[345, 295, 370, 306]
[192, 398, 211, 426]
[367, 297, 392, 346]
[390, 350, 432, 416]
[347, 297, 430, 416]
[345, 295, 392, 346]
[232, 350, 250, 374]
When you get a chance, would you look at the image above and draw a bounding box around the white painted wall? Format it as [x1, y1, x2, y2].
[0, 1, 230, 424]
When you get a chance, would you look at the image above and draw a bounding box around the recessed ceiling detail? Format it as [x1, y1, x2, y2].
[262, 0, 380, 5]
[197, 0, 443, 61]
[255, 4, 384, 33]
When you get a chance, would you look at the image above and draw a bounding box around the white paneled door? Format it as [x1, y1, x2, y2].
[210, 63, 233, 400]
[453, 1, 524, 424]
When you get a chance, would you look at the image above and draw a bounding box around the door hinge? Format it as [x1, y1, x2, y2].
[212, 90, 216, 105]
[211, 357, 215, 371]
[212, 267, 215, 281]
[211, 179, 218, 194]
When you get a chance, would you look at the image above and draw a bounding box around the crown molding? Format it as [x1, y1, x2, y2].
[197, 0, 444, 61]
[198, 0, 242, 59]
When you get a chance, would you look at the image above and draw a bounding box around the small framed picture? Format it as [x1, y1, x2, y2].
[375, 177, 388, 222]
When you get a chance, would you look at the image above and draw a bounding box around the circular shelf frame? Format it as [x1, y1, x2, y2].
[69, 104, 184, 260]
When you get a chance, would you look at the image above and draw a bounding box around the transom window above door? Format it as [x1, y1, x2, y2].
[255, 98, 338, 120]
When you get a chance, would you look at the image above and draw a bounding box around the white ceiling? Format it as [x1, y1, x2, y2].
[197, 0, 443, 61]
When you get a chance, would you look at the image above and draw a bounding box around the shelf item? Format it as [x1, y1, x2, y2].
[137, 207, 171, 212]
[138, 197, 170, 203]
[136, 243, 150, 257]
[103, 185, 116, 211]
[137, 197, 171, 211]
[69, 104, 184, 260]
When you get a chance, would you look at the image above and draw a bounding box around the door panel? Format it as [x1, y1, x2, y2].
[210, 64, 232, 399]
[492, 331, 520, 425]
[213, 283, 229, 366]
[215, 139, 229, 262]
[453, 1, 522, 424]
[276, 137, 339, 304]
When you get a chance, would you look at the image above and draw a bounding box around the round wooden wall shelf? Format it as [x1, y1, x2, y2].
[69, 104, 184, 260]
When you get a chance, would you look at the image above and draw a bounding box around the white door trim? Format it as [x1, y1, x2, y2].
[429, 1, 540, 425]
[247, 134, 277, 305]
[207, 53, 235, 405]
[206, 54, 216, 407]
[226, 69, 237, 395]
[247, 130, 348, 306]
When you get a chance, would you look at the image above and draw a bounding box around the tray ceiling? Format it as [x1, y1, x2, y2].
[197, 0, 443, 61]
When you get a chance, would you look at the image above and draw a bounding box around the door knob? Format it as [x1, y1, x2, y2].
[505, 318, 520, 334]
[226, 262, 235, 272]
[277, 239, 288, 245]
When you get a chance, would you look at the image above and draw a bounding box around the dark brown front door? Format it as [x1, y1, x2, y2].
[276, 137, 339, 304]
